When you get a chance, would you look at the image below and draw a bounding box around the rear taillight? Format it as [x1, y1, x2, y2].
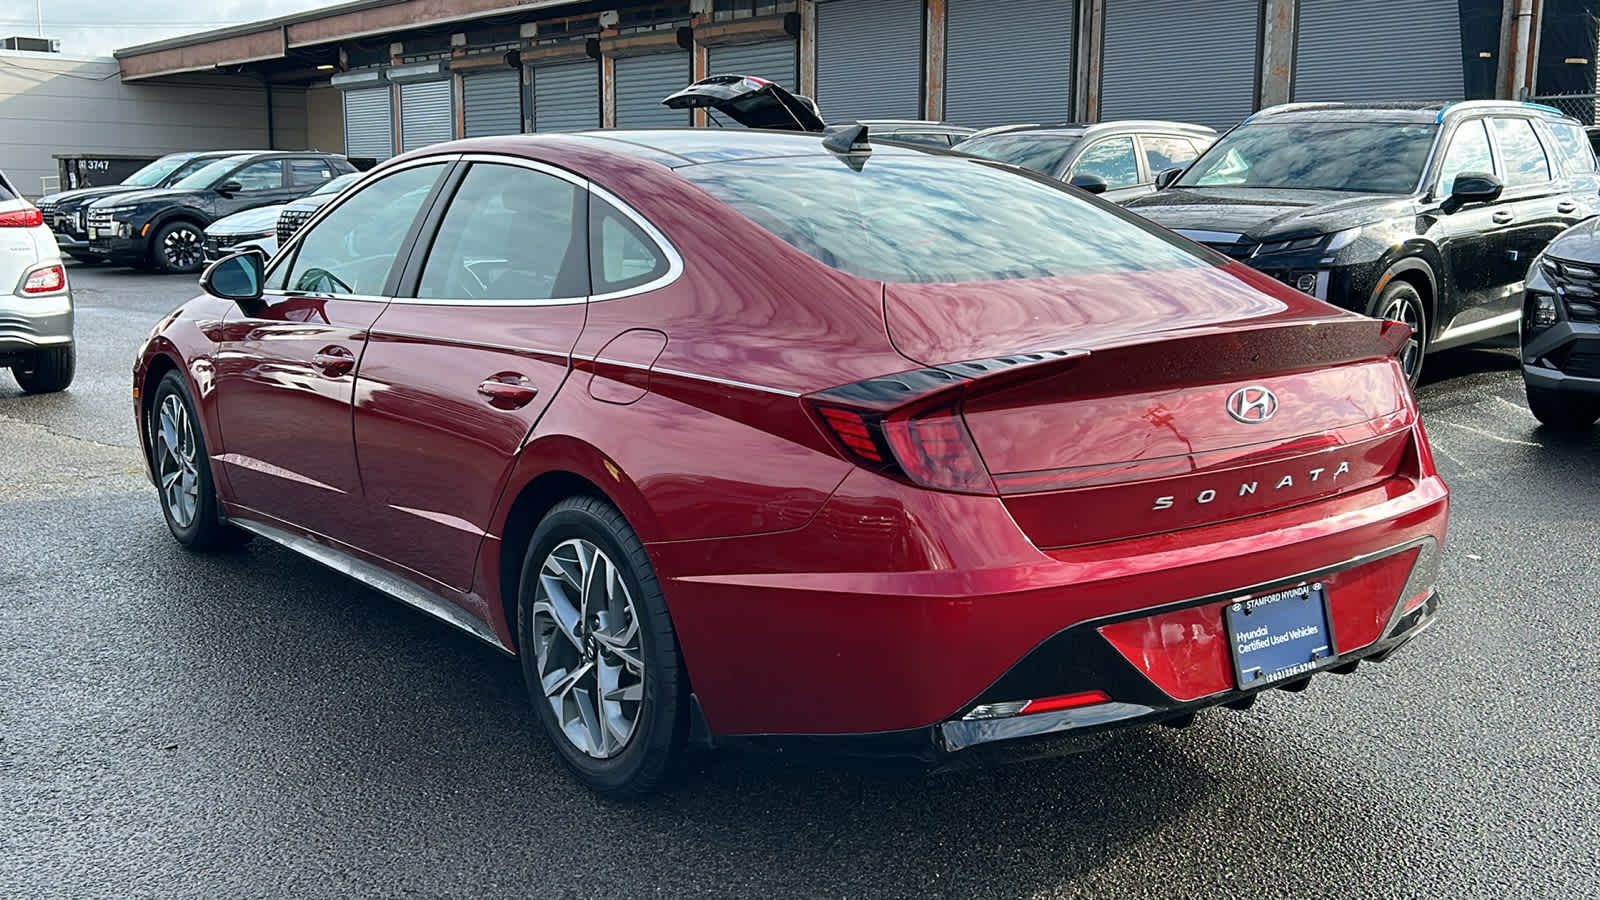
[0, 207, 43, 228]
[21, 264, 65, 294]
[811, 398, 994, 494]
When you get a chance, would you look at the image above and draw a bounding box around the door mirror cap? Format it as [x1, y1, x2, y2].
[1154, 167, 1185, 190]
[1068, 173, 1109, 195]
[1441, 172, 1504, 213]
[200, 248, 267, 313]
[216, 180, 244, 195]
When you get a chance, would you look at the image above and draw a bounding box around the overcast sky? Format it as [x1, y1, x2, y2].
[3, 0, 335, 57]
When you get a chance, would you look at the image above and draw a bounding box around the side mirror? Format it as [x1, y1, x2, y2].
[1440, 172, 1503, 213]
[216, 180, 243, 195]
[1068, 173, 1109, 195]
[1154, 167, 1185, 190]
[200, 248, 266, 314]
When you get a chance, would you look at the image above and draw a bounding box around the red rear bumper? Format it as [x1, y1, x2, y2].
[649, 463, 1448, 740]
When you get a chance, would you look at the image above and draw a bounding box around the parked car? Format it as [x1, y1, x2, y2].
[0, 168, 73, 393]
[139, 123, 1447, 795]
[273, 171, 364, 247]
[1519, 221, 1600, 429]
[202, 172, 362, 262]
[1124, 100, 1600, 385]
[36, 151, 252, 263]
[848, 120, 975, 148]
[85, 151, 355, 274]
[952, 121, 1217, 201]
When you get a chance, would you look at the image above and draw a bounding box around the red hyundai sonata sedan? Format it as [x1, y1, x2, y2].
[135, 127, 1447, 795]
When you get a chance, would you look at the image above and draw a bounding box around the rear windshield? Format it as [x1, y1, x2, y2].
[1178, 121, 1438, 193]
[953, 132, 1084, 176]
[680, 155, 1209, 283]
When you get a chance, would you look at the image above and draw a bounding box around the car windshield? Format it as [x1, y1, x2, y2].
[681, 155, 1210, 283]
[123, 155, 194, 187]
[1177, 121, 1438, 193]
[311, 172, 361, 196]
[170, 156, 254, 190]
[953, 132, 1084, 176]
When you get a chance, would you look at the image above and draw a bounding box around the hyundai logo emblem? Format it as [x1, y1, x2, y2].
[1226, 386, 1279, 424]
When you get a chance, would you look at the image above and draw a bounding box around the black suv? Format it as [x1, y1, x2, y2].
[35, 151, 250, 262]
[1519, 221, 1600, 429]
[1124, 101, 1600, 383]
[84, 151, 354, 273]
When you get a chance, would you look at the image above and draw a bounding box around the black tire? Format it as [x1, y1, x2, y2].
[1526, 385, 1600, 432]
[12, 344, 75, 393]
[151, 220, 207, 274]
[1368, 279, 1428, 387]
[517, 496, 685, 797]
[147, 370, 252, 551]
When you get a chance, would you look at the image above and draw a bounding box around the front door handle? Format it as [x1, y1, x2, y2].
[1491, 211, 1514, 224]
[478, 374, 538, 409]
[1557, 201, 1578, 214]
[312, 345, 355, 376]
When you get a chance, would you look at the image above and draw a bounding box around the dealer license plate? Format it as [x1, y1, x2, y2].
[1224, 583, 1335, 689]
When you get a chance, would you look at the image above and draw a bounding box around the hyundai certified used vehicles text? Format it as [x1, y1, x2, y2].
[1519, 220, 1600, 429]
[35, 151, 248, 262]
[954, 121, 1217, 201]
[137, 125, 1448, 795]
[1125, 101, 1600, 384]
[86, 151, 355, 273]
[0, 169, 74, 393]
[203, 172, 363, 262]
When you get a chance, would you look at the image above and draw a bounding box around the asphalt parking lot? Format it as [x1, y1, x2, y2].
[2, 263, 1598, 899]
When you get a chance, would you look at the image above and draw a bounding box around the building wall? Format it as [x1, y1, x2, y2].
[306, 86, 345, 153]
[0, 50, 271, 197]
[271, 86, 310, 151]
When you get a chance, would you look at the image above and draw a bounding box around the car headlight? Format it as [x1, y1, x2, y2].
[100, 206, 137, 218]
[1325, 227, 1362, 252]
[1254, 235, 1326, 256]
[1523, 254, 1561, 333]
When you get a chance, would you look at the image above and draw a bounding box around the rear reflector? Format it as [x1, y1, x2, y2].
[963, 690, 1111, 720]
[21, 264, 65, 294]
[0, 207, 43, 228]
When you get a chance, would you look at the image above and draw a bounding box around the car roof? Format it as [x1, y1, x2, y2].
[963, 120, 1217, 141]
[1247, 99, 1580, 125]
[847, 119, 975, 133]
[549, 128, 938, 168]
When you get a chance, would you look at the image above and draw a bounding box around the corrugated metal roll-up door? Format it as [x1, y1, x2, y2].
[614, 52, 691, 128]
[463, 70, 523, 137]
[706, 38, 798, 89]
[815, 0, 922, 122]
[399, 80, 454, 152]
[945, 0, 1072, 129]
[343, 86, 394, 161]
[1295, 0, 1464, 102]
[1100, 0, 1258, 131]
[533, 59, 600, 131]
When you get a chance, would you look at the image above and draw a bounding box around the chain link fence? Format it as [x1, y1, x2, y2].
[1529, 94, 1600, 125]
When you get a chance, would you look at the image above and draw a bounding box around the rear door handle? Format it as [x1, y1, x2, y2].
[312, 345, 355, 376]
[478, 375, 538, 409]
[1491, 211, 1514, 224]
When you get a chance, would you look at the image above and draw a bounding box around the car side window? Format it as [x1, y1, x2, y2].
[1546, 121, 1597, 175]
[289, 159, 335, 187]
[1068, 137, 1140, 189]
[1437, 120, 1496, 194]
[274, 162, 446, 295]
[590, 194, 669, 295]
[1142, 135, 1200, 176]
[1490, 117, 1553, 186]
[231, 161, 286, 192]
[417, 162, 588, 302]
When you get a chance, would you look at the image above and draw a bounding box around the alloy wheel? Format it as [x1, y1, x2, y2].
[530, 538, 646, 759]
[1380, 292, 1424, 380]
[163, 227, 203, 270]
[155, 394, 200, 529]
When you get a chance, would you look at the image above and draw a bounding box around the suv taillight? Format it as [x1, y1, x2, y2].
[0, 207, 43, 228]
[21, 264, 65, 294]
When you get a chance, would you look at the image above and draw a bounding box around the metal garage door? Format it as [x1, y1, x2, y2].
[343, 86, 394, 161]
[614, 52, 691, 128]
[707, 38, 798, 89]
[1295, 0, 1464, 102]
[533, 59, 600, 131]
[462, 70, 522, 137]
[399, 80, 454, 152]
[815, 0, 922, 122]
[945, 0, 1072, 129]
[1101, 0, 1258, 131]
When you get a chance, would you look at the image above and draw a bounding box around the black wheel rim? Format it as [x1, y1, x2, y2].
[163, 227, 203, 270]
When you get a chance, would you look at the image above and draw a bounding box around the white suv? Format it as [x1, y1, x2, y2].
[0, 169, 73, 393]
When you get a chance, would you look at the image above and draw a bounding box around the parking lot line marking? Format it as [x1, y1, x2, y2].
[1491, 396, 1536, 419]
[1440, 421, 1542, 448]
